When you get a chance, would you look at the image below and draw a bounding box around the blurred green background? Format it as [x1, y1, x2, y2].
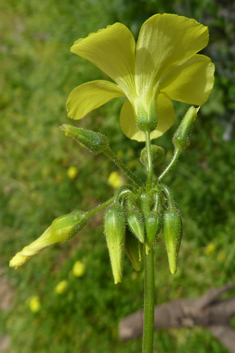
[1, 0, 235, 352]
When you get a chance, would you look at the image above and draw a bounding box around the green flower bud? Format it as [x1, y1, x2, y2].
[64, 213, 88, 241]
[104, 203, 126, 284]
[60, 124, 109, 155]
[173, 106, 199, 150]
[145, 211, 162, 249]
[10, 211, 87, 269]
[163, 207, 182, 274]
[140, 145, 165, 167]
[125, 229, 142, 272]
[127, 209, 145, 243]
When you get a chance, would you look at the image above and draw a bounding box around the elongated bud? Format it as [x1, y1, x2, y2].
[163, 207, 182, 274]
[10, 211, 87, 269]
[60, 125, 109, 155]
[127, 209, 145, 243]
[104, 203, 126, 284]
[173, 106, 199, 150]
[140, 145, 165, 167]
[125, 230, 142, 272]
[145, 211, 162, 249]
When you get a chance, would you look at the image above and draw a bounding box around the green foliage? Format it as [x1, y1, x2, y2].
[1, 0, 235, 353]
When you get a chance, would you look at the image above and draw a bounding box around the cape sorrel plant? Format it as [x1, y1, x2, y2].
[10, 13, 214, 353]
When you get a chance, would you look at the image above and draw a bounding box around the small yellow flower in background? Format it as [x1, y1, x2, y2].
[205, 242, 216, 255]
[67, 166, 78, 179]
[55, 280, 68, 294]
[67, 14, 214, 141]
[108, 171, 123, 188]
[29, 296, 40, 313]
[72, 261, 86, 277]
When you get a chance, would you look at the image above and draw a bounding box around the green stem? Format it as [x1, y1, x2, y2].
[158, 148, 181, 183]
[145, 131, 153, 191]
[85, 197, 114, 218]
[104, 147, 143, 189]
[142, 249, 155, 353]
[140, 132, 155, 352]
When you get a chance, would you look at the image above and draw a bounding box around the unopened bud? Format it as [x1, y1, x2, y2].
[163, 207, 182, 274]
[10, 211, 87, 269]
[173, 106, 199, 150]
[60, 125, 109, 155]
[125, 229, 142, 272]
[145, 211, 162, 249]
[127, 209, 145, 243]
[104, 203, 126, 284]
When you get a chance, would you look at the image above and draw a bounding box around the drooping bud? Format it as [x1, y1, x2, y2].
[127, 209, 145, 243]
[104, 203, 126, 284]
[60, 125, 109, 155]
[145, 211, 162, 249]
[10, 211, 87, 269]
[163, 207, 182, 274]
[125, 229, 142, 272]
[173, 106, 199, 150]
[140, 145, 165, 167]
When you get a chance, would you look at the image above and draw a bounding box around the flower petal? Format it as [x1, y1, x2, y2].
[135, 14, 209, 98]
[67, 80, 125, 120]
[119, 93, 174, 142]
[160, 54, 215, 105]
[71, 23, 136, 99]
[155, 92, 175, 136]
[119, 100, 146, 141]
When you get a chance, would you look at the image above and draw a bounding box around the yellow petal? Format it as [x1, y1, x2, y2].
[119, 95, 174, 142]
[71, 23, 136, 99]
[119, 100, 146, 141]
[155, 92, 175, 137]
[67, 80, 125, 120]
[160, 55, 215, 105]
[135, 14, 209, 99]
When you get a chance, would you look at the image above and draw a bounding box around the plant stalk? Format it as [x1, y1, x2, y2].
[145, 131, 153, 191]
[158, 148, 181, 182]
[142, 249, 155, 353]
[141, 130, 155, 353]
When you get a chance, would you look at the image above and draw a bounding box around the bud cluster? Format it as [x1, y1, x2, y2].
[10, 106, 197, 282]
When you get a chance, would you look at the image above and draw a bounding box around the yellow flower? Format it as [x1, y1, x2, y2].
[29, 296, 40, 313]
[72, 261, 85, 277]
[67, 14, 214, 141]
[205, 242, 216, 255]
[108, 171, 122, 188]
[55, 280, 68, 294]
[67, 166, 78, 179]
